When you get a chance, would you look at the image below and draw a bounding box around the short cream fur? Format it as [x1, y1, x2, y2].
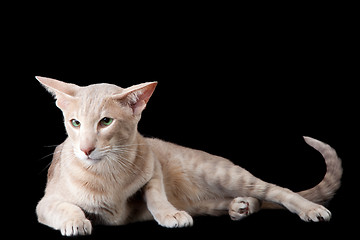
[36, 77, 342, 236]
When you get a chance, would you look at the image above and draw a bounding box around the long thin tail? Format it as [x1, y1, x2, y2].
[262, 136, 343, 209]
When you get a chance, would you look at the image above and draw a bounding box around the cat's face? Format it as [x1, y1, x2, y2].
[37, 77, 157, 163]
[61, 83, 137, 162]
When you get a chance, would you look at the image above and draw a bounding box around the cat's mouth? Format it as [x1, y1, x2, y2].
[74, 149, 103, 163]
[84, 156, 101, 161]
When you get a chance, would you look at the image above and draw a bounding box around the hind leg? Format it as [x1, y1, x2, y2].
[229, 197, 261, 221]
[187, 197, 261, 221]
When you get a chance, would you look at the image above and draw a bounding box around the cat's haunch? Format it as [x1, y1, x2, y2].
[35, 76, 342, 237]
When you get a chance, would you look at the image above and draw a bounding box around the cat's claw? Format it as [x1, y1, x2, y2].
[299, 205, 331, 222]
[60, 218, 92, 236]
[158, 211, 193, 228]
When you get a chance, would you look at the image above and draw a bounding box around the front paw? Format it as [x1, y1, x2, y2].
[60, 218, 92, 236]
[299, 204, 332, 222]
[156, 210, 193, 228]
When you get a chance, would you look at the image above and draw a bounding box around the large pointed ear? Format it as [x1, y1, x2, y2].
[36, 76, 80, 110]
[112, 82, 157, 116]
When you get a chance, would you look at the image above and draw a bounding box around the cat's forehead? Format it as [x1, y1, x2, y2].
[78, 83, 123, 97]
[73, 83, 124, 117]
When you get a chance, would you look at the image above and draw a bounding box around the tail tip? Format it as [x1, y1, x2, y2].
[303, 136, 322, 149]
[303, 136, 312, 143]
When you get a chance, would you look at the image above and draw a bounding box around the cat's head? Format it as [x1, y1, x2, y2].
[36, 76, 157, 162]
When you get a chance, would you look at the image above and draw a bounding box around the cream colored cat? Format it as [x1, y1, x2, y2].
[36, 76, 342, 236]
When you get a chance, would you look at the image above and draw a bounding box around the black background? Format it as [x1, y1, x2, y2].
[5, 4, 357, 239]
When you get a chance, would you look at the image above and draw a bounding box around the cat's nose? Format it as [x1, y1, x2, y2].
[81, 147, 95, 156]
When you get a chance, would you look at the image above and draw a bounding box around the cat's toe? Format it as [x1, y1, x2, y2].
[159, 211, 193, 228]
[174, 211, 193, 227]
[229, 198, 249, 221]
[299, 205, 331, 222]
[60, 218, 92, 236]
[229, 197, 261, 221]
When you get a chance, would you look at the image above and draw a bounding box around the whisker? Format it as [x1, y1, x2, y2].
[105, 148, 147, 179]
[39, 152, 54, 160]
[38, 150, 62, 161]
[43, 144, 60, 148]
[118, 143, 148, 147]
[39, 161, 53, 175]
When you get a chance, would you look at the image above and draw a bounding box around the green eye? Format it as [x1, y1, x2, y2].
[71, 119, 81, 128]
[100, 117, 113, 127]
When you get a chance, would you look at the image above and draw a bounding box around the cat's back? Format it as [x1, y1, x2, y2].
[145, 137, 231, 168]
[145, 137, 203, 166]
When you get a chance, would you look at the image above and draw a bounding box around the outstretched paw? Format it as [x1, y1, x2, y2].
[60, 218, 92, 236]
[299, 204, 331, 222]
[157, 210, 193, 228]
[229, 197, 260, 221]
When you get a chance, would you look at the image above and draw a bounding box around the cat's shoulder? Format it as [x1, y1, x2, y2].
[47, 139, 70, 181]
[145, 137, 185, 151]
[144, 137, 203, 160]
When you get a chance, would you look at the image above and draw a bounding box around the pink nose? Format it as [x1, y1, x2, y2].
[81, 147, 95, 156]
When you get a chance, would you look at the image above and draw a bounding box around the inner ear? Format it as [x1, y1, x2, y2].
[112, 82, 157, 116]
[55, 92, 76, 110]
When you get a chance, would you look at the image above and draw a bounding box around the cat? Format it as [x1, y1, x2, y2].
[35, 76, 342, 236]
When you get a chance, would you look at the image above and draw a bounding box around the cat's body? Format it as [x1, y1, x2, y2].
[36, 77, 342, 236]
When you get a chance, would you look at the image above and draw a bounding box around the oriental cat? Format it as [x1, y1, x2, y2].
[36, 77, 342, 236]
